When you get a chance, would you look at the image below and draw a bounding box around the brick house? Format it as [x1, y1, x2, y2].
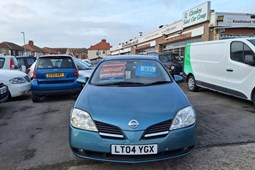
[0, 42, 24, 56]
[88, 39, 111, 60]
[23, 40, 43, 57]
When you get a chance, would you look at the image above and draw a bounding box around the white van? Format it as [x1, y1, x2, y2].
[184, 38, 255, 105]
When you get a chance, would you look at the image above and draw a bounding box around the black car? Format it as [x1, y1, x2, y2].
[15, 55, 36, 71]
[154, 52, 183, 76]
[0, 83, 9, 103]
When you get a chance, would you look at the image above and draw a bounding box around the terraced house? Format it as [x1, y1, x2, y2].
[0, 42, 23, 56]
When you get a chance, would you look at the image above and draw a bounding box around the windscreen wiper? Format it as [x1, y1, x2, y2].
[93, 82, 145, 86]
[144, 81, 171, 86]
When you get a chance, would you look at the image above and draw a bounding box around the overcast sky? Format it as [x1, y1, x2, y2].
[0, 0, 254, 48]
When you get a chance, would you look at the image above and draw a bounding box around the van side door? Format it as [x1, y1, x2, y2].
[225, 41, 255, 100]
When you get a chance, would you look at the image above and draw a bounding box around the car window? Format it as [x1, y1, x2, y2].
[90, 60, 171, 86]
[27, 58, 35, 66]
[159, 54, 173, 62]
[75, 59, 91, 70]
[17, 58, 25, 66]
[37, 57, 75, 69]
[12, 57, 19, 69]
[0, 58, 4, 68]
[173, 55, 183, 62]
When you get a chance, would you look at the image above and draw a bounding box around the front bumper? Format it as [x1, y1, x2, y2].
[32, 88, 81, 96]
[8, 82, 31, 98]
[69, 124, 196, 163]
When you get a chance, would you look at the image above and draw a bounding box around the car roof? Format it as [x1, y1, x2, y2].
[38, 54, 72, 58]
[103, 55, 158, 61]
[15, 55, 34, 58]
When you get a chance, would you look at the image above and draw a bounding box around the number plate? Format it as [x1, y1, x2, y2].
[46, 73, 64, 78]
[0, 86, 7, 95]
[111, 144, 158, 155]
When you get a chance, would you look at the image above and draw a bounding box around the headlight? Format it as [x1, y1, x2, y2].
[170, 106, 195, 130]
[170, 65, 175, 70]
[9, 77, 26, 84]
[70, 108, 98, 132]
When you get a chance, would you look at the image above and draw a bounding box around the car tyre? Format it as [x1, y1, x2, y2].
[187, 75, 198, 92]
[72, 93, 79, 100]
[32, 93, 40, 103]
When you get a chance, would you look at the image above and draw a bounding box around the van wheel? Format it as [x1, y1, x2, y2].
[187, 75, 198, 92]
[32, 93, 40, 103]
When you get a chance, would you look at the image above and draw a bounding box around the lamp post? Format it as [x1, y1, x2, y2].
[21, 32, 26, 55]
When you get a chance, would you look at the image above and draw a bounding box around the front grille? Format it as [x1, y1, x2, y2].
[24, 76, 30, 82]
[142, 120, 172, 139]
[95, 121, 125, 139]
[72, 146, 194, 162]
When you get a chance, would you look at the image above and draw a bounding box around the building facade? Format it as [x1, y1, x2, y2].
[0, 42, 24, 56]
[23, 40, 43, 57]
[88, 39, 111, 60]
[111, 1, 255, 57]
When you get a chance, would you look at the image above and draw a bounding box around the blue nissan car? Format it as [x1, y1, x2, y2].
[69, 55, 196, 163]
[31, 55, 81, 102]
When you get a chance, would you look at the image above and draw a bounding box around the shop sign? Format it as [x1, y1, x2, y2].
[217, 14, 255, 28]
[138, 21, 182, 43]
[219, 34, 255, 39]
[122, 39, 138, 48]
[183, 1, 210, 28]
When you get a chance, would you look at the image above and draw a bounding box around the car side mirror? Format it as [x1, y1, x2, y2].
[77, 77, 88, 86]
[173, 75, 183, 83]
[21, 65, 26, 72]
[244, 54, 255, 65]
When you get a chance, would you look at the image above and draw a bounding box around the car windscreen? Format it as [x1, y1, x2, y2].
[0, 58, 4, 68]
[37, 57, 75, 69]
[159, 54, 173, 62]
[248, 39, 255, 47]
[173, 55, 183, 62]
[27, 58, 36, 67]
[74, 59, 93, 70]
[16, 58, 25, 66]
[90, 60, 171, 86]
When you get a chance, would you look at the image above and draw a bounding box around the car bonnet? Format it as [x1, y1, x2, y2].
[75, 83, 190, 131]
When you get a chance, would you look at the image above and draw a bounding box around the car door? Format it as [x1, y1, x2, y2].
[225, 40, 255, 99]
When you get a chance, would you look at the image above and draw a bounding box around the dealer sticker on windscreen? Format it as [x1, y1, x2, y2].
[111, 144, 158, 155]
[136, 62, 157, 77]
[100, 62, 126, 81]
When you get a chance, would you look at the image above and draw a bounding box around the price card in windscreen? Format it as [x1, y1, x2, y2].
[99, 62, 126, 81]
[135, 62, 157, 77]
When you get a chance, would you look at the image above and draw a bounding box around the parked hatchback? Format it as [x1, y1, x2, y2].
[69, 55, 196, 163]
[31, 55, 81, 102]
[155, 52, 183, 76]
[0, 55, 20, 70]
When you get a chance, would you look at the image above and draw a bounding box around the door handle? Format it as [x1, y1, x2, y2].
[226, 69, 233, 72]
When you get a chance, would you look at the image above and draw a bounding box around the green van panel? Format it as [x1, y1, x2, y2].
[184, 44, 193, 75]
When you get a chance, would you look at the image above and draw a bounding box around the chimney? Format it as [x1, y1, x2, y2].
[102, 39, 106, 42]
[28, 40, 34, 46]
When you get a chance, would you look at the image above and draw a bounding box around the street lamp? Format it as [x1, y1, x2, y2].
[21, 32, 26, 55]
